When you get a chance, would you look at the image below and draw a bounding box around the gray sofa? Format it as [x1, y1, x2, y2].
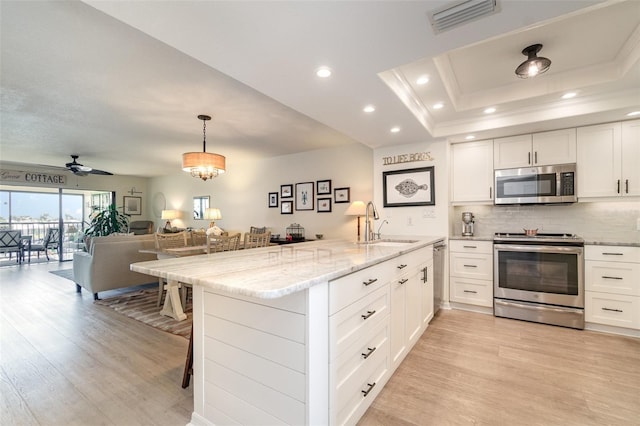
[73, 234, 158, 300]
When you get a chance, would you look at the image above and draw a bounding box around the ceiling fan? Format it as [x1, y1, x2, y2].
[65, 155, 113, 176]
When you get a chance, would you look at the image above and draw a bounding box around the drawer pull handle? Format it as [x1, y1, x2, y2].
[464, 290, 478, 294]
[361, 347, 377, 360]
[602, 276, 623, 280]
[602, 252, 623, 256]
[361, 310, 376, 320]
[361, 382, 376, 397]
[363, 278, 378, 286]
[602, 307, 623, 313]
[463, 264, 478, 268]
[397, 264, 407, 270]
[463, 245, 477, 249]
[398, 278, 408, 285]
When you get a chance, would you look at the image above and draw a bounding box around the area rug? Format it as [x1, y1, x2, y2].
[95, 288, 192, 339]
[49, 268, 74, 281]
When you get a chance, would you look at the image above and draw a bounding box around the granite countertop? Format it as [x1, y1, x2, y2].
[584, 240, 640, 247]
[131, 236, 444, 299]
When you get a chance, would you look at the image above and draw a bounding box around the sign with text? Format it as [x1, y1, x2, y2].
[382, 151, 434, 166]
[0, 169, 67, 186]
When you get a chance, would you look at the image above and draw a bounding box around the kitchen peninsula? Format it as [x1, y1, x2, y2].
[131, 236, 443, 426]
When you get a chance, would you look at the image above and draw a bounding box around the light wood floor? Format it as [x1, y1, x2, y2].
[359, 309, 640, 426]
[2, 262, 639, 426]
[0, 261, 193, 426]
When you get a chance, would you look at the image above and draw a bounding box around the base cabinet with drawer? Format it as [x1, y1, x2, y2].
[449, 240, 493, 308]
[585, 245, 640, 331]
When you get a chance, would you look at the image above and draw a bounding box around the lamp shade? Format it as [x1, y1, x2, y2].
[161, 209, 179, 220]
[204, 208, 222, 221]
[344, 200, 366, 216]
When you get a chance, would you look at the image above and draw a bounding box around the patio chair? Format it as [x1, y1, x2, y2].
[29, 228, 59, 261]
[0, 230, 23, 264]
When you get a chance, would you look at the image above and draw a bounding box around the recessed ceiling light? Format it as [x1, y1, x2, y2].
[363, 105, 376, 113]
[433, 102, 444, 110]
[562, 92, 577, 99]
[484, 107, 496, 114]
[465, 135, 476, 140]
[316, 66, 332, 78]
[390, 126, 401, 133]
[416, 75, 429, 85]
[626, 111, 640, 117]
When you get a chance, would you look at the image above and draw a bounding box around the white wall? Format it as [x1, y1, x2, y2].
[373, 140, 449, 238]
[147, 143, 373, 240]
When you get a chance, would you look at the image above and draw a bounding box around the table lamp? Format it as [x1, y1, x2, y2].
[344, 200, 366, 242]
[161, 209, 179, 231]
[204, 208, 222, 229]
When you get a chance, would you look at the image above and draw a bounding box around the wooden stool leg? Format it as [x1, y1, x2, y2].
[181, 326, 193, 388]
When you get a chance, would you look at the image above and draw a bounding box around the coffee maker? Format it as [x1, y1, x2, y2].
[462, 212, 475, 236]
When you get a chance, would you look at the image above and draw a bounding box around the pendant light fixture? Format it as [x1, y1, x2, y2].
[515, 44, 551, 78]
[182, 114, 226, 181]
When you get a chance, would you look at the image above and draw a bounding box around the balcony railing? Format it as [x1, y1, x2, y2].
[0, 220, 86, 262]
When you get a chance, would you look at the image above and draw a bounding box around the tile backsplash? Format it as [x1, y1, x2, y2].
[452, 201, 640, 243]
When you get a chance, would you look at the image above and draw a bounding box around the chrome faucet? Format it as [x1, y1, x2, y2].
[364, 201, 379, 243]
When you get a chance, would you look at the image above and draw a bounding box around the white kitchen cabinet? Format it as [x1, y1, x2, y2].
[420, 258, 434, 329]
[493, 129, 576, 169]
[449, 240, 493, 308]
[585, 245, 640, 331]
[451, 140, 494, 204]
[389, 246, 432, 371]
[577, 120, 640, 198]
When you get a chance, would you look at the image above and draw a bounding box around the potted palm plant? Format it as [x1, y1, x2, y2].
[84, 204, 129, 238]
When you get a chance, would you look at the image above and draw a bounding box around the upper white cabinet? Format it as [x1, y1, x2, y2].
[494, 129, 576, 169]
[577, 120, 640, 198]
[451, 140, 494, 204]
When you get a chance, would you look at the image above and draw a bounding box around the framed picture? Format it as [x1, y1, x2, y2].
[281, 200, 293, 214]
[334, 187, 350, 203]
[317, 198, 332, 212]
[383, 166, 435, 207]
[317, 179, 332, 195]
[295, 182, 314, 211]
[123, 196, 142, 215]
[268, 192, 278, 208]
[281, 184, 293, 198]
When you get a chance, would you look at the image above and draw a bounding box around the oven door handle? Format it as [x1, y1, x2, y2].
[494, 243, 583, 255]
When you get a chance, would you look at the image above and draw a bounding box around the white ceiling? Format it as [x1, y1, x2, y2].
[1, 0, 639, 178]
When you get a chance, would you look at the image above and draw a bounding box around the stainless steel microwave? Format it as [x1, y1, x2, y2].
[494, 164, 577, 205]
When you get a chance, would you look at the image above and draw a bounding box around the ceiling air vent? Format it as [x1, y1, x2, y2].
[428, 0, 498, 34]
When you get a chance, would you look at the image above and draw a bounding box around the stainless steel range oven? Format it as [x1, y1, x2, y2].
[494, 233, 584, 329]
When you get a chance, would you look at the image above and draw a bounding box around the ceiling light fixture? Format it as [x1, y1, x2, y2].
[363, 105, 376, 113]
[316, 66, 332, 78]
[515, 44, 551, 78]
[484, 107, 496, 114]
[433, 102, 444, 110]
[465, 135, 476, 140]
[416, 75, 430, 85]
[390, 126, 401, 133]
[562, 92, 577, 99]
[182, 114, 226, 181]
[627, 111, 640, 117]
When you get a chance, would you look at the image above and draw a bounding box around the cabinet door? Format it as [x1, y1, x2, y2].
[389, 275, 407, 368]
[533, 128, 576, 165]
[451, 140, 494, 203]
[577, 122, 622, 198]
[494, 134, 532, 169]
[405, 269, 422, 346]
[621, 120, 640, 196]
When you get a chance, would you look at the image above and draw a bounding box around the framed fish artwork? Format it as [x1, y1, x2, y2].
[382, 166, 435, 207]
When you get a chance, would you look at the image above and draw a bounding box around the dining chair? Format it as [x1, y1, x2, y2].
[155, 231, 189, 307]
[190, 230, 207, 246]
[243, 231, 272, 249]
[207, 233, 241, 253]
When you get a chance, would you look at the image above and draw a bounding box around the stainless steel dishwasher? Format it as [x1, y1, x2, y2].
[433, 241, 446, 314]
